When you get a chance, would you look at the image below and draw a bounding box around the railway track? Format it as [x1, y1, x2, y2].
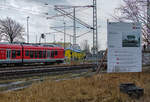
[0, 64, 96, 79]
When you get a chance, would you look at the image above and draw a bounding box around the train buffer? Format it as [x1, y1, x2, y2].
[120, 83, 144, 99]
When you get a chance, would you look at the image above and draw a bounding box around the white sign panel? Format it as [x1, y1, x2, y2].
[107, 22, 142, 72]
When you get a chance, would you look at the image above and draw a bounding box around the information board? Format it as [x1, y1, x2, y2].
[107, 22, 142, 72]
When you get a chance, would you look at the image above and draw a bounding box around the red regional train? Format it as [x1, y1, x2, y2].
[0, 43, 65, 65]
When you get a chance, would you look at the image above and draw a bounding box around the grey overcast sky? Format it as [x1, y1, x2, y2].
[0, 0, 123, 50]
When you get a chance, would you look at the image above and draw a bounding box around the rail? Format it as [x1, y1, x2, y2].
[0, 64, 95, 79]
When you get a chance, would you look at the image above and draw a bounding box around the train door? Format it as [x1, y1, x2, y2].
[51, 50, 54, 58]
[47, 50, 50, 58]
[0, 49, 2, 60]
[6, 49, 11, 63]
[0, 49, 6, 60]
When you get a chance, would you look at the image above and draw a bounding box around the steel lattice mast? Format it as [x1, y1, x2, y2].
[92, 0, 98, 54]
[51, 1, 98, 53]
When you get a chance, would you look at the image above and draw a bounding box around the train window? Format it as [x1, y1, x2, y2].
[55, 50, 58, 56]
[12, 50, 16, 58]
[35, 51, 38, 58]
[39, 51, 42, 58]
[25, 50, 29, 56]
[17, 50, 21, 56]
[6, 50, 9, 58]
[32, 51, 35, 58]
[43, 51, 46, 58]
[51, 51, 54, 58]
[30, 51, 34, 58]
[47, 51, 50, 58]
[7, 50, 11, 59]
[70, 51, 72, 55]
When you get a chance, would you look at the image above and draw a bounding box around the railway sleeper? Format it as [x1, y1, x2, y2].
[0, 65, 93, 77]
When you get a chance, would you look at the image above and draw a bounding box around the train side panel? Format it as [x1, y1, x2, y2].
[23, 45, 64, 63]
[0, 44, 22, 64]
[0, 44, 64, 64]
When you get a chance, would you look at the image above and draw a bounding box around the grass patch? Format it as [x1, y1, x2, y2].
[0, 72, 149, 102]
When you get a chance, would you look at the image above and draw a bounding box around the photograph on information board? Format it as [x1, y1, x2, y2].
[122, 33, 140, 47]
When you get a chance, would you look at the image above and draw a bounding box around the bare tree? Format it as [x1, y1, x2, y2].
[113, 0, 150, 44]
[0, 17, 25, 43]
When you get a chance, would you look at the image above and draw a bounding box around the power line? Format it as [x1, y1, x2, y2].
[0, 4, 53, 16]
[46, 7, 91, 19]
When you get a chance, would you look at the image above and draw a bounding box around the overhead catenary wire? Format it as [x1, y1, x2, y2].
[0, 3, 90, 26]
[47, 3, 94, 47]
[51, 27, 92, 38]
[46, 7, 91, 19]
[0, 0, 95, 45]
[55, 8, 93, 29]
[0, 6, 46, 17]
[0, 3, 54, 17]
